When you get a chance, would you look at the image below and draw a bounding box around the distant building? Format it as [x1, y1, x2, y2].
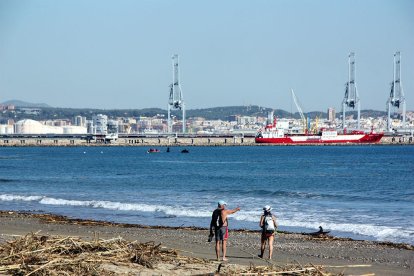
[74, 116, 86, 127]
[53, 120, 69, 127]
[227, 115, 239, 122]
[0, 104, 15, 111]
[92, 114, 108, 134]
[327, 108, 336, 122]
[172, 122, 183, 133]
[107, 120, 119, 134]
[18, 108, 41, 115]
[86, 120, 94, 134]
[237, 116, 256, 125]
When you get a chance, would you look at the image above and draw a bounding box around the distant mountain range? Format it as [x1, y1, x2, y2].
[0, 100, 396, 121]
[1, 100, 51, 108]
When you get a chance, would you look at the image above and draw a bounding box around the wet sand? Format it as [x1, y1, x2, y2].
[0, 211, 413, 275]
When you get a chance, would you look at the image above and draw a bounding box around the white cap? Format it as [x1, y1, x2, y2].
[263, 205, 272, 211]
[218, 200, 227, 206]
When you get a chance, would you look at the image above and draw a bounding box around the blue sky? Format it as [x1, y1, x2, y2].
[0, 0, 413, 112]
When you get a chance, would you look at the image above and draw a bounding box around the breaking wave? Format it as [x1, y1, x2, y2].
[1, 193, 413, 244]
[0, 194, 211, 218]
[0, 194, 43, 201]
[231, 211, 414, 244]
[279, 219, 414, 244]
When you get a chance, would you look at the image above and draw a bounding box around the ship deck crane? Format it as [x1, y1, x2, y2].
[291, 89, 307, 133]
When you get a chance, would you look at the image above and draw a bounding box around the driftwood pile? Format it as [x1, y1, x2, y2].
[222, 263, 332, 275]
[0, 233, 339, 275]
[0, 233, 207, 275]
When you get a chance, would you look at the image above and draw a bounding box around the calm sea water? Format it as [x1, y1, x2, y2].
[0, 146, 413, 245]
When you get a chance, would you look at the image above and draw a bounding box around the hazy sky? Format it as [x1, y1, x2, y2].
[0, 0, 413, 112]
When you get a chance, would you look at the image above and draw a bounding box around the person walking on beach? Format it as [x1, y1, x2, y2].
[209, 200, 241, 261]
[259, 205, 277, 259]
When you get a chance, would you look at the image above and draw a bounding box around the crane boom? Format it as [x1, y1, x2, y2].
[291, 89, 307, 132]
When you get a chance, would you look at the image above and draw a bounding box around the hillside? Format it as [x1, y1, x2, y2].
[0, 101, 390, 122]
[1, 100, 51, 108]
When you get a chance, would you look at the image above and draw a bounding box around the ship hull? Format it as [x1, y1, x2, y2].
[255, 133, 384, 144]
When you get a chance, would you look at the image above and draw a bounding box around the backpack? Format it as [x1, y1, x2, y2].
[264, 215, 275, 232]
[212, 209, 224, 228]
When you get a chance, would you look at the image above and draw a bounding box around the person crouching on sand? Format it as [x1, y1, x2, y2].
[259, 205, 277, 259]
[209, 200, 240, 261]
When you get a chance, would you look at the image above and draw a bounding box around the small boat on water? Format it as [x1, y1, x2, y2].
[181, 149, 189, 153]
[147, 148, 160, 153]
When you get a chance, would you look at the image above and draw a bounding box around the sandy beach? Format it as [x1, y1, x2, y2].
[0, 211, 412, 275]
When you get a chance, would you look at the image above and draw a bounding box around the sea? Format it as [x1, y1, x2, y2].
[0, 146, 413, 245]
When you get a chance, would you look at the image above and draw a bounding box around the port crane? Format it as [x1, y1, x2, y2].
[342, 52, 361, 130]
[291, 89, 307, 133]
[387, 51, 406, 131]
[168, 54, 186, 133]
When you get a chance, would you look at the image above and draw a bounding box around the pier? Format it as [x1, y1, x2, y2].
[0, 134, 255, 146]
[0, 134, 413, 146]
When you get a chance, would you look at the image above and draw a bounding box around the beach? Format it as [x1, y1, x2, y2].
[1, 146, 413, 275]
[0, 211, 413, 275]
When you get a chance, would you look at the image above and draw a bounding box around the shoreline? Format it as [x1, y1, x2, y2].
[1, 211, 412, 250]
[1, 211, 413, 275]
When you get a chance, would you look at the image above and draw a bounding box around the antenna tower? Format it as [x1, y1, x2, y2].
[387, 51, 405, 131]
[342, 52, 360, 130]
[168, 54, 186, 133]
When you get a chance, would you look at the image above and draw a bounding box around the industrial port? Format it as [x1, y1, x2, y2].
[0, 52, 412, 146]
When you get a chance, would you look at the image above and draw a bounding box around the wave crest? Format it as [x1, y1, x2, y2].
[0, 194, 211, 218]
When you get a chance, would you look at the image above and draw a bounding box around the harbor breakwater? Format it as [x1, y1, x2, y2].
[0, 135, 413, 146]
[1, 135, 253, 146]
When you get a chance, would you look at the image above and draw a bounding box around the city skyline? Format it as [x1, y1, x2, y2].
[1, 0, 413, 112]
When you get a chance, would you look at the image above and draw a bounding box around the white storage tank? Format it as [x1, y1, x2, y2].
[0, 125, 14, 134]
[14, 119, 64, 134]
[14, 119, 44, 134]
[63, 126, 87, 134]
[43, 125, 64, 134]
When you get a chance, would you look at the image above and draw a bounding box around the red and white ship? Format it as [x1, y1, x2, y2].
[255, 119, 384, 144]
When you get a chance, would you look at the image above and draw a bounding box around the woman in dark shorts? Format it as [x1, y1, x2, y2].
[259, 205, 277, 259]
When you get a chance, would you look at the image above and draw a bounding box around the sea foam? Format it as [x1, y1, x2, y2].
[1, 193, 412, 244]
[0, 194, 43, 201]
[0, 194, 211, 218]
